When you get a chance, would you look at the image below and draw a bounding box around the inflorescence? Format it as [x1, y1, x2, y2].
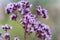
[0, 0, 52, 40]
[0, 24, 20, 40]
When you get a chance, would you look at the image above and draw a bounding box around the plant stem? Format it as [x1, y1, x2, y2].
[24, 27, 26, 40]
[24, 31, 26, 40]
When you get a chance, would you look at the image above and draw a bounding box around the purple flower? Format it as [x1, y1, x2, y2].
[20, 18, 29, 25]
[36, 6, 48, 19]
[17, 1, 32, 8]
[26, 24, 35, 33]
[10, 14, 17, 20]
[24, 12, 36, 23]
[30, 27, 34, 33]
[18, 8, 30, 15]
[36, 5, 42, 15]
[42, 9, 48, 19]
[34, 21, 41, 30]
[14, 36, 20, 40]
[5, 1, 52, 40]
[5, 3, 17, 14]
[26, 24, 31, 32]
[20, 12, 36, 24]
[3, 32, 10, 40]
[2, 24, 12, 31]
[36, 23, 51, 40]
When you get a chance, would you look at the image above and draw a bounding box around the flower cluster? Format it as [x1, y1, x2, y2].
[5, 2, 17, 14]
[36, 5, 48, 19]
[36, 23, 52, 40]
[5, 1, 32, 21]
[20, 12, 36, 33]
[5, 0, 52, 40]
[0, 24, 12, 40]
[3, 32, 10, 40]
[10, 14, 17, 20]
[2, 24, 12, 31]
[14, 36, 20, 40]
[0, 24, 20, 40]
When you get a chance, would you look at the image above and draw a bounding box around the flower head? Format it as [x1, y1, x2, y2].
[18, 8, 30, 15]
[10, 14, 17, 20]
[17, 1, 32, 8]
[14, 36, 20, 40]
[36, 6, 48, 19]
[3, 32, 10, 40]
[2, 24, 12, 31]
[36, 23, 51, 40]
[5, 3, 17, 14]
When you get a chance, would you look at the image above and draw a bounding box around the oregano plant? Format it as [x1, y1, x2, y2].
[0, 0, 52, 40]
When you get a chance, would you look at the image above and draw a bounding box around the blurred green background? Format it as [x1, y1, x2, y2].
[0, 0, 60, 40]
